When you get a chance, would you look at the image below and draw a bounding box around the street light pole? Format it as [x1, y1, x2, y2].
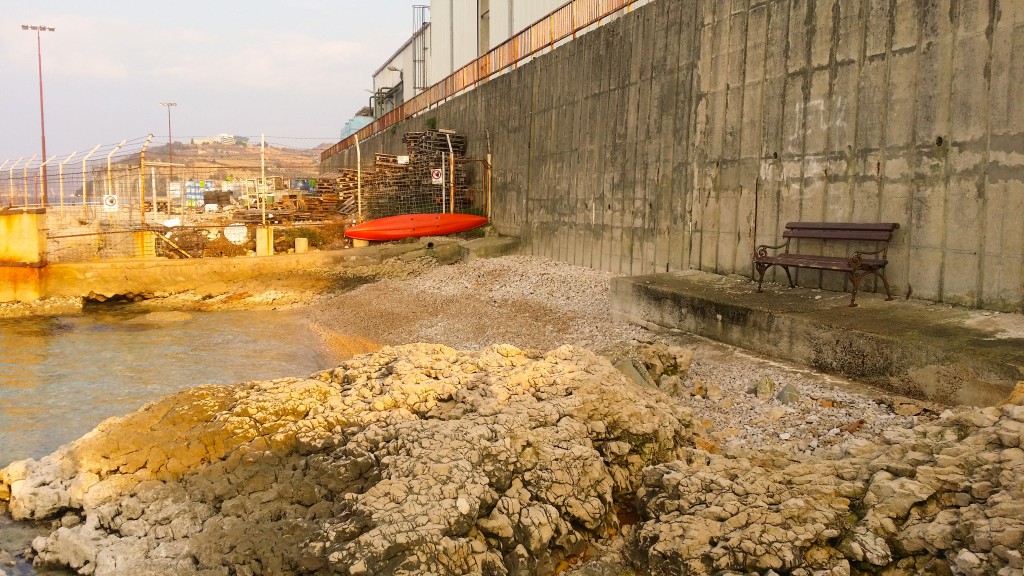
[159, 102, 176, 214]
[22, 24, 55, 207]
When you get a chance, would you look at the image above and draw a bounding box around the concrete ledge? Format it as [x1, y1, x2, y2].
[40, 240, 463, 300]
[611, 271, 1024, 406]
[462, 236, 521, 261]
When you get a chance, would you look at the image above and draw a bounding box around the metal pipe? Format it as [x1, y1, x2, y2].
[486, 129, 492, 219]
[160, 103, 176, 216]
[151, 167, 157, 221]
[22, 25, 55, 206]
[355, 134, 362, 223]
[58, 151, 78, 216]
[440, 152, 446, 213]
[445, 133, 454, 214]
[260, 134, 266, 226]
[79, 144, 101, 217]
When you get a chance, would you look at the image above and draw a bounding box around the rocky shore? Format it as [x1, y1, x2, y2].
[2, 344, 695, 575]
[1, 254, 1022, 575]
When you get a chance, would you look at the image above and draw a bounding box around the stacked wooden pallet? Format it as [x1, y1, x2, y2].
[309, 169, 360, 217]
[317, 169, 360, 195]
[402, 130, 468, 156]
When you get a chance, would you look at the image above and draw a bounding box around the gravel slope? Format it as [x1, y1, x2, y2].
[308, 254, 954, 457]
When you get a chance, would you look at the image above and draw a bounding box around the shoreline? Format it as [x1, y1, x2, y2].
[4, 254, 1021, 575]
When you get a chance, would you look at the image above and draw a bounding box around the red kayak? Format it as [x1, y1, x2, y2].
[345, 213, 488, 241]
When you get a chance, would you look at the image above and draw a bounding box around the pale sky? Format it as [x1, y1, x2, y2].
[0, 1, 419, 161]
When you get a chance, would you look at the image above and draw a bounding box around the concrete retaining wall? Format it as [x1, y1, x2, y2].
[40, 241, 464, 300]
[324, 0, 1024, 313]
[0, 208, 46, 302]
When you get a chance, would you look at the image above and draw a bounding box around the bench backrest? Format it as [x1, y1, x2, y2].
[782, 222, 899, 242]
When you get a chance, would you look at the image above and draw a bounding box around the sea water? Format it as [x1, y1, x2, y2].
[0, 307, 333, 574]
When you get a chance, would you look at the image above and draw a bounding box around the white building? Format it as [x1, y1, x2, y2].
[428, 0, 565, 81]
[371, 1, 566, 117]
[192, 133, 246, 146]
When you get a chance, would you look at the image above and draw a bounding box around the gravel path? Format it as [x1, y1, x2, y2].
[310, 255, 646, 352]
[308, 254, 954, 456]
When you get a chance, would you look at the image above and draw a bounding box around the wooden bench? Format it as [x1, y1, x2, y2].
[753, 222, 900, 307]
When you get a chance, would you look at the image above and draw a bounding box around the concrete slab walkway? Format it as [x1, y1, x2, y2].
[611, 271, 1024, 407]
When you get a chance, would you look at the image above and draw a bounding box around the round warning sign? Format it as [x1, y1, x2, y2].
[431, 168, 444, 185]
[102, 194, 118, 212]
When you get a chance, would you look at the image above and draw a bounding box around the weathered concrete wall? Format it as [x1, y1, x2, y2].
[0, 208, 46, 302]
[0, 208, 46, 265]
[324, 0, 1024, 312]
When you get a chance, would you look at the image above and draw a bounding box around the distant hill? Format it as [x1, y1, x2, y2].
[125, 141, 326, 181]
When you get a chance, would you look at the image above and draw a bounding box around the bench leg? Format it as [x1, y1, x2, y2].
[782, 266, 795, 288]
[754, 263, 794, 293]
[879, 269, 895, 301]
[755, 263, 769, 293]
[848, 271, 864, 307]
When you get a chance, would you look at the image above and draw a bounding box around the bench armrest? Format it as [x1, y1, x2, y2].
[755, 239, 790, 259]
[848, 246, 888, 268]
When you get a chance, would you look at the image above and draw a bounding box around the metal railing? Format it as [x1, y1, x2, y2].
[322, 0, 642, 161]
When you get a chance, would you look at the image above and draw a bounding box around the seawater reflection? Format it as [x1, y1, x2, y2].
[0, 308, 332, 468]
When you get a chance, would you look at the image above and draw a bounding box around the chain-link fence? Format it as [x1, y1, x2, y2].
[5, 131, 489, 263]
[0, 136, 360, 262]
[45, 219, 351, 263]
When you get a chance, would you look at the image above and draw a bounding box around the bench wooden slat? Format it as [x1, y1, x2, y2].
[783, 229, 896, 242]
[760, 254, 887, 272]
[785, 222, 899, 232]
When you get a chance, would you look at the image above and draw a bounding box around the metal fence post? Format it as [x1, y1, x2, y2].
[7, 158, 23, 206]
[37, 155, 56, 206]
[22, 154, 37, 206]
[139, 134, 153, 226]
[80, 145, 101, 217]
[58, 151, 77, 217]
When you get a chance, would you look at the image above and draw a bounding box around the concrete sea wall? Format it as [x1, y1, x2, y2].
[323, 0, 1024, 313]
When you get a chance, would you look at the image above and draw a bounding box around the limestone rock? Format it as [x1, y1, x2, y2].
[776, 383, 800, 404]
[1, 344, 694, 576]
[638, 343, 693, 381]
[754, 375, 777, 400]
[625, 393, 1024, 575]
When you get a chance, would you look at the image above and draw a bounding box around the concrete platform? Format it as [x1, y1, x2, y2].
[611, 271, 1024, 407]
[461, 235, 521, 261]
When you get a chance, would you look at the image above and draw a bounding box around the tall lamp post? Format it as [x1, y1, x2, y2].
[159, 102, 176, 213]
[22, 24, 55, 207]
